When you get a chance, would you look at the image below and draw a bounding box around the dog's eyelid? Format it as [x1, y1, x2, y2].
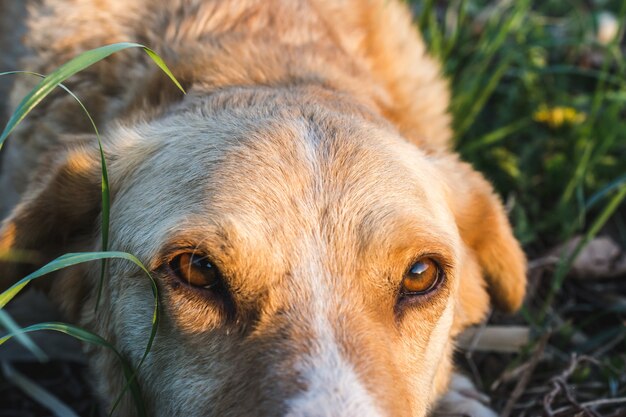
[406, 251, 453, 271]
[156, 241, 214, 263]
[151, 249, 197, 271]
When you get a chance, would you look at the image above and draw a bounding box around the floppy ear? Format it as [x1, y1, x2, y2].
[0, 143, 102, 291]
[435, 154, 526, 326]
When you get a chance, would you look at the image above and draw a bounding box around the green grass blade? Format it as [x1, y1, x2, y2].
[0, 70, 112, 311]
[0, 309, 48, 362]
[143, 49, 184, 92]
[0, 251, 159, 416]
[455, 55, 513, 139]
[585, 175, 626, 210]
[0, 252, 144, 308]
[1, 362, 80, 417]
[540, 185, 626, 321]
[0, 45, 177, 414]
[557, 141, 593, 209]
[97, 143, 110, 311]
[426, 6, 443, 58]
[442, 0, 468, 59]
[0, 42, 185, 148]
[0, 322, 146, 417]
[462, 118, 531, 152]
[418, 0, 436, 34]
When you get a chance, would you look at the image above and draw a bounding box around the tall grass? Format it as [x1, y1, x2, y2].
[413, 0, 626, 292]
[0, 44, 183, 416]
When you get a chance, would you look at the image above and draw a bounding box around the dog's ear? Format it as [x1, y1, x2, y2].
[434, 154, 526, 326]
[0, 144, 101, 291]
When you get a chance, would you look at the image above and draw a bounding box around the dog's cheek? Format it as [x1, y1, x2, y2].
[54, 263, 139, 415]
[162, 289, 229, 333]
[102, 267, 235, 416]
[131, 325, 260, 417]
[398, 301, 456, 412]
[111, 271, 161, 360]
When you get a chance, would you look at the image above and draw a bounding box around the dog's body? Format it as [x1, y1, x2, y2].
[0, 1, 526, 416]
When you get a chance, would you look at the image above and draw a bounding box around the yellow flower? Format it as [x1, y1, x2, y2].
[533, 106, 586, 128]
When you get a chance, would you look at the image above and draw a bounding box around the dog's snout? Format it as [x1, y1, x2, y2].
[283, 364, 388, 417]
[266, 298, 411, 417]
[281, 322, 387, 417]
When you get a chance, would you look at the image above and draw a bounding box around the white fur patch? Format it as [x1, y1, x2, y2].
[284, 239, 385, 417]
[283, 312, 385, 417]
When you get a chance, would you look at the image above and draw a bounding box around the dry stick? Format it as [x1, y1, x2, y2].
[551, 398, 626, 416]
[544, 381, 561, 415]
[501, 332, 551, 417]
[491, 361, 531, 391]
[592, 332, 625, 359]
[554, 379, 601, 417]
[543, 355, 602, 417]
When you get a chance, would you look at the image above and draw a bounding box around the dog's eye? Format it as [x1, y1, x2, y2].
[401, 258, 441, 295]
[171, 253, 221, 289]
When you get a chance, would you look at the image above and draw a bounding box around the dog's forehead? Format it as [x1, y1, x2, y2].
[109, 108, 456, 266]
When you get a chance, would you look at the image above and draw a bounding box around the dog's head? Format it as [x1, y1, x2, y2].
[0, 87, 525, 416]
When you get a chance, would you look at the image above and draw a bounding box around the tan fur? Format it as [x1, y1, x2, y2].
[0, 1, 526, 416]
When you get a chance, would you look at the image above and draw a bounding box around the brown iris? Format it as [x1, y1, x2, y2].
[401, 258, 440, 294]
[171, 253, 221, 289]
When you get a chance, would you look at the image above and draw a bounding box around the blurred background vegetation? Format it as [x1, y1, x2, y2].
[413, 0, 625, 248]
[410, 0, 626, 415]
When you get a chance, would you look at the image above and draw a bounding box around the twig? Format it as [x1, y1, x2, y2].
[551, 398, 626, 415]
[592, 332, 625, 358]
[501, 331, 551, 417]
[491, 361, 530, 391]
[543, 355, 601, 417]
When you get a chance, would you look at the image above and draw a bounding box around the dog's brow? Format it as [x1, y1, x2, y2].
[154, 226, 234, 265]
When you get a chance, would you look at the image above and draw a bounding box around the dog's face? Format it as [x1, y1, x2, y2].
[0, 89, 525, 416]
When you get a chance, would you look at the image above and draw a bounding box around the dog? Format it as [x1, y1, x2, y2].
[0, 0, 527, 416]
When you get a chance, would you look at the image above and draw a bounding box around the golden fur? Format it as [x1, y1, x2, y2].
[0, 1, 526, 416]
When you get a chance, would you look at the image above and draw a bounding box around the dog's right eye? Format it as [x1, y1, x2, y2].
[170, 253, 222, 289]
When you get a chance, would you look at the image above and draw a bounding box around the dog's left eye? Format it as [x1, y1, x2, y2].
[401, 258, 441, 295]
[170, 253, 221, 289]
